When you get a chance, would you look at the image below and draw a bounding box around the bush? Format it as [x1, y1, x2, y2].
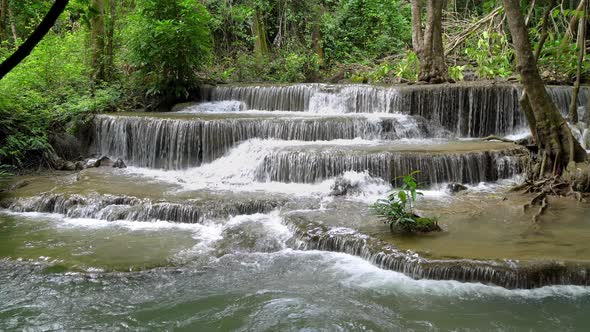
[0, 28, 122, 168]
[322, 0, 411, 64]
[371, 171, 440, 233]
[125, 0, 212, 100]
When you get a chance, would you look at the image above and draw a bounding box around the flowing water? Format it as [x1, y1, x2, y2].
[2, 83, 590, 330]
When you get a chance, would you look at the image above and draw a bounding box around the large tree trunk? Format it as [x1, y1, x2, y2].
[412, 0, 448, 83]
[568, 1, 587, 123]
[411, 0, 423, 55]
[90, 0, 105, 82]
[252, 11, 269, 57]
[503, 0, 587, 175]
[0, 0, 69, 80]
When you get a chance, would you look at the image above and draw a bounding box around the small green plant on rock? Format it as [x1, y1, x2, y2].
[371, 171, 441, 233]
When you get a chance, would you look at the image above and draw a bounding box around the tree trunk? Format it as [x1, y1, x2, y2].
[413, 0, 448, 83]
[503, 0, 587, 174]
[252, 11, 269, 57]
[8, 2, 16, 43]
[104, 0, 115, 81]
[0, 0, 7, 42]
[568, 1, 587, 123]
[560, 0, 587, 49]
[90, 0, 105, 82]
[311, 3, 324, 65]
[0, 0, 69, 80]
[411, 0, 423, 56]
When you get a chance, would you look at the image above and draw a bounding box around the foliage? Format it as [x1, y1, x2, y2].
[394, 52, 419, 81]
[322, 0, 411, 64]
[125, 0, 212, 99]
[463, 31, 513, 79]
[0, 28, 121, 168]
[449, 65, 466, 81]
[371, 171, 439, 233]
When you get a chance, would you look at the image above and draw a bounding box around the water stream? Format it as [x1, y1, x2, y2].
[1, 83, 590, 330]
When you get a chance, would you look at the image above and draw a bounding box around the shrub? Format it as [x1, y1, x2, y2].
[125, 0, 212, 100]
[371, 171, 440, 233]
[322, 0, 411, 64]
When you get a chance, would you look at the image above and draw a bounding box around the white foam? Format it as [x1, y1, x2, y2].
[123, 139, 390, 197]
[504, 128, 531, 141]
[272, 249, 590, 299]
[177, 101, 246, 113]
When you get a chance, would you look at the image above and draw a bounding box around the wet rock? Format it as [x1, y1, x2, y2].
[52, 159, 65, 170]
[98, 156, 113, 167]
[85, 158, 100, 168]
[12, 180, 29, 190]
[63, 161, 76, 171]
[49, 132, 82, 161]
[581, 128, 590, 150]
[563, 161, 590, 192]
[447, 183, 468, 194]
[330, 177, 355, 196]
[74, 161, 85, 170]
[112, 159, 127, 169]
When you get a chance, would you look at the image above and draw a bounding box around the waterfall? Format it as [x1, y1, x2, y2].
[287, 215, 590, 289]
[92, 114, 435, 169]
[256, 148, 525, 185]
[202, 83, 589, 136]
[4, 193, 285, 224]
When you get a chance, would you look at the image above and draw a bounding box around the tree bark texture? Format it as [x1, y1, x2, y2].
[412, 0, 448, 83]
[252, 11, 269, 57]
[503, 0, 587, 173]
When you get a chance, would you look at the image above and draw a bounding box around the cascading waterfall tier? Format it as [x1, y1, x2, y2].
[92, 114, 434, 169]
[2, 193, 285, 224]
[287, 215, 590, 289]
[201, 83, 589, 136]
[257, 143, 526, 185]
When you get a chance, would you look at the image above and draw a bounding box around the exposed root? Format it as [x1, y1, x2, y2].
[532, 196, 548, 223]
[517, 175, 587, 224]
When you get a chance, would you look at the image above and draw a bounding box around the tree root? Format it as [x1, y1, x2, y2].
[516, 175, 586, 224]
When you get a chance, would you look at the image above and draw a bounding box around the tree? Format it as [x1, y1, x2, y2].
[252, 9, 269, 57]
[0, 0, 69, 80]
[502, 0, 587, 177]
[126, 0, 212, 109]
[411, 0, 448, 83]
[567, 1, 587, 123]
[90, 0, 105, 82]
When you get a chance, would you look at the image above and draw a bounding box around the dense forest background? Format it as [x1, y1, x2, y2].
[0, 0, 588, 173]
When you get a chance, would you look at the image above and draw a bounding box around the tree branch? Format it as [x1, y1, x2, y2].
[0, 0, 69, 80]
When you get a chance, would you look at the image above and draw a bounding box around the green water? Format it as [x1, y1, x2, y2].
[1, 209, 590, 331]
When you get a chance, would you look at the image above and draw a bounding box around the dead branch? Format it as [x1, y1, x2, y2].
[445, 7, 503, 56]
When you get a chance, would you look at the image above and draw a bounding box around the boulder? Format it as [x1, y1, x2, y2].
[74, 161, 85, 170]
[98, 156, 114, 167]
[63, 161, 76, 171]
[52, 158, 66, 170]
[112, 159, 127, 169]
[563, 161, 590, 192]
[85, 158, 100, 168]
[447, 183, 468, 194]
[330, 177, 355, 196]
